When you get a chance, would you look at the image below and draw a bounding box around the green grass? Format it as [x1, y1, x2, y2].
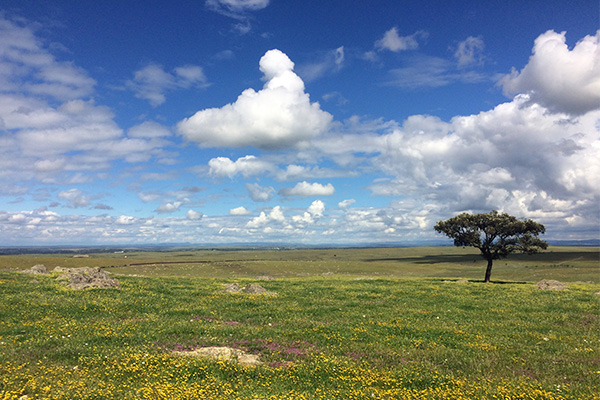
[2, 246, 598, 282]
[0, 247, 599, 399]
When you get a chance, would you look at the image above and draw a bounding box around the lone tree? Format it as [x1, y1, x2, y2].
[434, 210, 548, 283]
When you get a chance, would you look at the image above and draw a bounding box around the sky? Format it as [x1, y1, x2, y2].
[0, 0, 598, 246]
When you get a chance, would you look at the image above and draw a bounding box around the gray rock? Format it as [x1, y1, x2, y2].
[20, 264, 49, 274]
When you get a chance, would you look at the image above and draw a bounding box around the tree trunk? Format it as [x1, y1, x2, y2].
[484, 258, 493, 283]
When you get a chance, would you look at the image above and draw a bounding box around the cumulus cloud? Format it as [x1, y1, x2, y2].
[116, 215, 136, 225]
[57, 189, 90, 208]
[498, 30, 600, 115]
[307, 199, 325, 217]
[246, 206, 285, 228]
[186, 209, 203, 220]
[127, 64, 208, 106]
[177, 49, 332, 150]
[338, 199, 356, 208]
[279, 181, 335, 197]
[311, 92, 599, 239]
[208, 155, 273, 178]
[375, 28, 428, 52]
[230, 206, 251, 215]
[155, 201, 182, 213]
[454, 36, 485, 67]
[246, 182, 275, 202]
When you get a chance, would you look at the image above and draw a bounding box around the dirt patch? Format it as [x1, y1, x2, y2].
[536, 279, 568, 291]
[443, 279, 469, 283]
[173, 346, 262, 366]
[54, 267, 120, 290]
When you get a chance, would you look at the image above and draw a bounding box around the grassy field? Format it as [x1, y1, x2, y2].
[0, 246, 598, 399]
[1, 246, 598, 282]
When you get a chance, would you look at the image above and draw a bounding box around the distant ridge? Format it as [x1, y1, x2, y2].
[0, 240, 597, 255]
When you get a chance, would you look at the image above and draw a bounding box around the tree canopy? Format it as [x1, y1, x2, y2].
[434, 210, 548, 282]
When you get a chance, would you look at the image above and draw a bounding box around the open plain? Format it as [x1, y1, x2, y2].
[0, 246, 598, 399]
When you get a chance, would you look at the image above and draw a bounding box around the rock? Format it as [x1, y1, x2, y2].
[55, 267, 119, 290]
[256, 275, 276, 281]
[244, 284, 267, 294]
[20, 264, 48, 274]
[224, 282, 276, 296]
[224, 283, 242, 293]
[536, 279, 567, 291]
[173, 346, 262, 366]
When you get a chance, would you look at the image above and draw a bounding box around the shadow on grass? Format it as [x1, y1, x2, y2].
[363, 250, 598, 265]
[363, 254, 481, 264]
[437, 278, 529, 285]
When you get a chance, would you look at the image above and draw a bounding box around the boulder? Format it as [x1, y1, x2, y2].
[55, 267, 119, 290]
[224, 283, 242, 293]
[20, 264, 48, 274]
[244, 284, 268, 294]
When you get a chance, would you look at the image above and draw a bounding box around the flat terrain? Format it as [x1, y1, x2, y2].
[1, 246, 598, 282]
[0, 246, 598, 399]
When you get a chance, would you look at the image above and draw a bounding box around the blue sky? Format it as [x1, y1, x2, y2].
[0, 0, 598, 245]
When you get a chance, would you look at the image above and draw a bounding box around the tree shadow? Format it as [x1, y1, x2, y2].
[362, 254, 481, 265]
[436, 278, 529, 285]
[363, 250, 598, 265]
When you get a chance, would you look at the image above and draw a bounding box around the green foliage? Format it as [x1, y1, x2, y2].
[434, 210, 549, 282]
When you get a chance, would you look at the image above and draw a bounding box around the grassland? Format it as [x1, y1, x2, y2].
[0, 246, 598, 399]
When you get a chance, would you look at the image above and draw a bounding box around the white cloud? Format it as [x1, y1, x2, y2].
[274, 164, 352, 181]
[0, 18, 96, 101]
[116, 215, 136, 225]
[177, 49, 332, 150]
[314, 94, 599, 238]
[187, 209, 204, 220]
[279, 181, 335, 197]
[498, 30, 600, 115]
[208, 155, 273, 178]
[206, 0, 270, 18]
[297, 46, 345, 81]
[246, 182, 275, 202]
[155, 202, 182, 213]
[454, 36, 485, 67]
[128, 121, 171, 138]
[375, 28, 428, 52]
[338, 199, 356, 208]
[138, 192, 160, 202]
[307, 199, 325, 217]
[386, 55, 487, 88]
[127, 63, 208, 107]
[230, 206, 251, 215]
[57, 189, 90, 208]
[0, 17, 174, 187]
[246, 206, 284, 228]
